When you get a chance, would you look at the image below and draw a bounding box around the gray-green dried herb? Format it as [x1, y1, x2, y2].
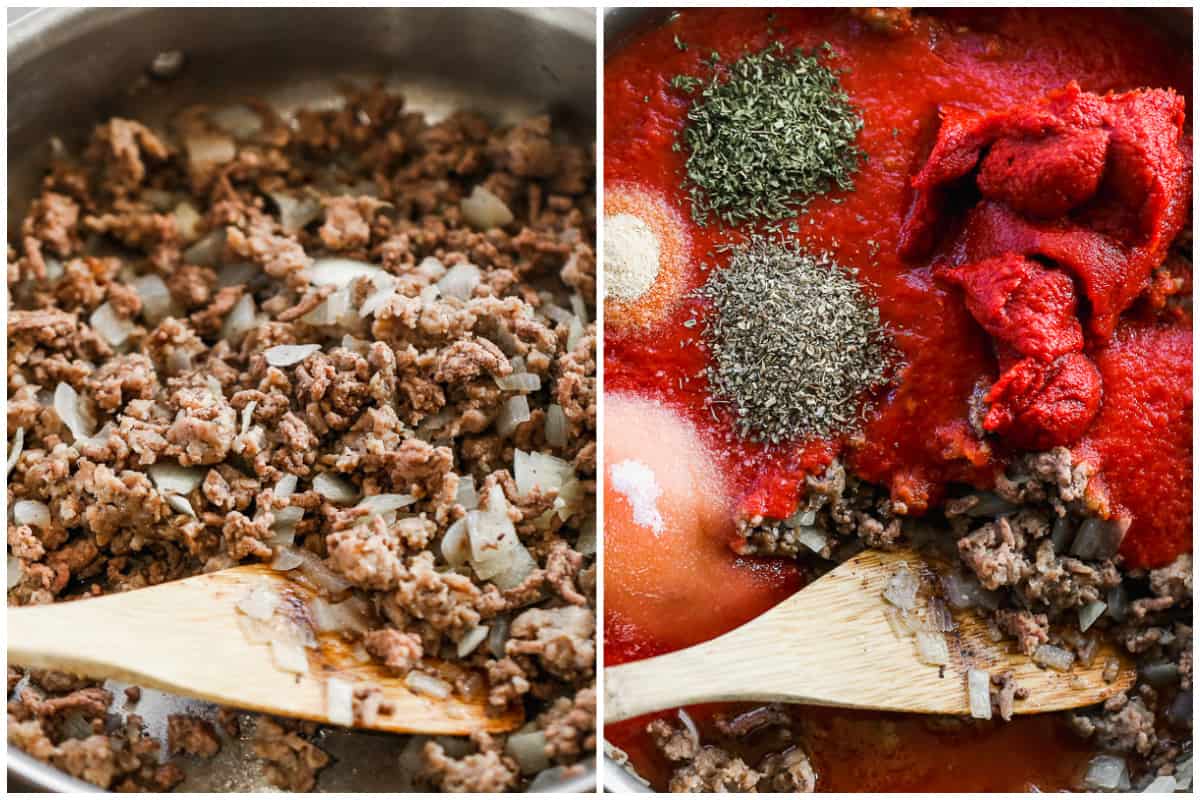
[672, 41, 865, 226]
[696, 236, 892, 443]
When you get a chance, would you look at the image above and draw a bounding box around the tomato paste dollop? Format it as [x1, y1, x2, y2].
[900, 83, 1191, 450]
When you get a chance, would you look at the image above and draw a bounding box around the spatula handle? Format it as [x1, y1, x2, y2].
[603, 635, 784, 723]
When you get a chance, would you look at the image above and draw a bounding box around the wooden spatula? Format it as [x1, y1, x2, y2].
[605, 547, 1134, 723]
[8, 564, 521, 735]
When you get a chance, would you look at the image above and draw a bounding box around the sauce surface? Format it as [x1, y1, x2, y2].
[604, 7, 1191, 792]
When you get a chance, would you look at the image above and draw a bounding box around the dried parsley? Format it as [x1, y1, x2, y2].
[672, 41, 865, 226]
[696, 236, 892, 444]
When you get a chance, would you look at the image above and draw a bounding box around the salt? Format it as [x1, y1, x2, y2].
[609, 458, 665, 535]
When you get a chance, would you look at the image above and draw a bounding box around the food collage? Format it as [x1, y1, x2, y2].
[5, 4, 1193, 795]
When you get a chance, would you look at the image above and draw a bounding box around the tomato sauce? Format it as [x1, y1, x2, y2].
[605, 7, 1191, 792]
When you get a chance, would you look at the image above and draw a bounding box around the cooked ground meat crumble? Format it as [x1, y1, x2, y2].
[646, 441, 1190, 792]
[7, 85, 595, 791]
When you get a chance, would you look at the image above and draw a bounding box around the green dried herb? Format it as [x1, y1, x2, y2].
[672, 41, 865, 226]
[696, 236, 893, 444]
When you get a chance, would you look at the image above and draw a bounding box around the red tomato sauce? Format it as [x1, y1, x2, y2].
[605, 7, 1191, 792]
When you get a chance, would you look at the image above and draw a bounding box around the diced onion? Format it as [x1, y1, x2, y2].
[184, 230, 225, 266]
[314, 472, 359, 503]
[495, 372, 541, 393]
[1071, 517, 1130, 560]
[418, 284, 440, 306]
[570, 292, 589, 325]
[505, 730, 551, 775]
[8, 556, 22, 590]
[576, 515, 597, 557]
[239, 400, 257, 436]
[221, 293, 257, 340]
[172, 202, 203, 242]
[354, 493, 416, 515]
[441, 518, 472, 567]
[302, 287, 352, 327]
[527, 766, 570, 793]
[293, 549, 353, 596]
[915, 631, 950, 666]
[237, 586, 280, 621]
[566, 317, 585, 352]
[54, 383, 94, 441]
[542, 304, 573, 326]
[967, 669, 992, 720]
[882, 606, 915, 640]
[13, 499, 51, 528]
[796, 526, 827, 554]
[677, 709, 701, 747]
[358, 273, 397, 319]
[1083, 754, 1129, 791]
[925, 598, 955, 633]
[514, 450, 575, 496]
[308, 258, 386, 288]
[455, 474, 478, 510]
[273, 473, 298, 500]
[544, 405, 568, 448]
[268, 190, 322, 234]
[270, 638, 309, 675]
[488, 546, 538, 591]
[217, 261, 258, 288]
[437, 263, 482, 301]
[496, 395, 531, 437]
[1143, 776, 1177, 793]
[209, 105, 263, 139]
[272, 507, 303, 533]
[487, 618, 509, 659]
[962, 492, 1018, 518]
[309, 595, 371, 635]
[325, 677, 354, 727]
[271, 547, 305, 571]
[405, 671, 452, 699]
[165, 494, 197, 518]
[461, 185, 514, 230]
[1033, 643, 1076, 672]
[90, 302, 136, 346]
[1078, 600, 1107, 632]
[457, 625, 490, 658]
[7, 427, 25, 475]
[148, 462, 206, 495]
[185, 132, 236, 171]
[133, 274, 172, 323]
[264, 343, 321, 367]
[883, 566, 918, 611]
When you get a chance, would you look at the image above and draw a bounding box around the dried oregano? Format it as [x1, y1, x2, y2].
[671, 41, 865, 226]
[696, 236, 892, 444]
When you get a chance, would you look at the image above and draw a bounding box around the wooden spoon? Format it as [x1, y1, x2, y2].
[604, 547, 1134, 723]
[8, 564, 521, 735]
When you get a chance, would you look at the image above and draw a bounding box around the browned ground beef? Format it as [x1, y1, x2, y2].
[717, 443, 1192, 791]
[7, 85, 595, 791]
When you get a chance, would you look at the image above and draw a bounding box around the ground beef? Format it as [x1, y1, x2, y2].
[757, 746, 818, 793]
[364, 628, 424, 673]
[9, 82, 595, 792]
[167, 714, 222, 758]
[422, 732, 519, 792]
[719, 444, 1192, 791]
[252, 718, 331, 793]
[668, 746, 762, 793]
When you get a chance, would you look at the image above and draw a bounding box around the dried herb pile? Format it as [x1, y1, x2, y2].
[672, 41, 865, 226]
[697, 236, 892, 444]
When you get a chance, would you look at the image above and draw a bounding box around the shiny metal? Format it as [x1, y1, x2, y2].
[599, 5, 1189, 794]
[7, 6, 595, 793]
